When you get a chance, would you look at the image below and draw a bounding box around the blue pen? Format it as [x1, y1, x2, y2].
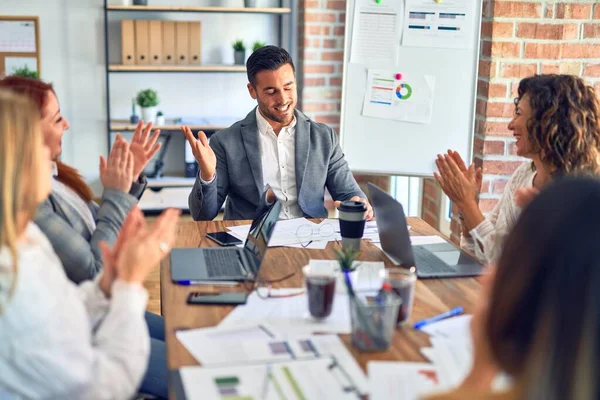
[413, 307, 464, 330]
[175, 280, 239, 286]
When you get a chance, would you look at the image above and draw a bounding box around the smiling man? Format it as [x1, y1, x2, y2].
[183, 45, 372, 221]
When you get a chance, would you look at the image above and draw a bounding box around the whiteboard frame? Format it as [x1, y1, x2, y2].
[339, 0, 483, 178]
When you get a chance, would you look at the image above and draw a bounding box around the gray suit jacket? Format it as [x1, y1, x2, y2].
[189, 108, 365, 220]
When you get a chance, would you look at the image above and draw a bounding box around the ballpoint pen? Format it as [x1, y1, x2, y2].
[175, 280, 239, 286]
[413, 307, 464, 330]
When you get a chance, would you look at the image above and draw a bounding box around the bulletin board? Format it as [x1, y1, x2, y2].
[339, 0, 483, 177]
[0, 16, 41, 78]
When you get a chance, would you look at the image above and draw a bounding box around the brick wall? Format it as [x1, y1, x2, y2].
[299, 0, 600, 225]
[298, 0, 390, 195]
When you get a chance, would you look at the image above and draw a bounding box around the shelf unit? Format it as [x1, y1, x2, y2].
[102, 0, 298, 211]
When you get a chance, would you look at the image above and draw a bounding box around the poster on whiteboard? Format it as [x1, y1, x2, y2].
[0, 20, 36, 53]
[362, 69, 436, 124]
[402, 0, 477, 49]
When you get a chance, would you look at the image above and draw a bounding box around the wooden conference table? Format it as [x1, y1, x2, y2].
[160, 218, 482, 397]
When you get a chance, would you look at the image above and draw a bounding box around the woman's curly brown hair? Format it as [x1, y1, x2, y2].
[517, 74, 600, 175]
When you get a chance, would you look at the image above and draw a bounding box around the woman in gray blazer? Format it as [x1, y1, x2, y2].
[0, 76, 168, 398]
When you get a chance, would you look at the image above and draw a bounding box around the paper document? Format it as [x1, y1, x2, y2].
[219, 289, 351, 334]
[177, 332, 368, 395]
[180, 358, 360, 400]
[429, 337, 472, 387]
[362, 69, 436, 124]
[350, 0, 403, 66]
[402, 0, 476, 49]
[228, 219, 330, 249]
[368, 362, 442, 400]
[420, 314, 472, 340]
[410, 235, 447, 246]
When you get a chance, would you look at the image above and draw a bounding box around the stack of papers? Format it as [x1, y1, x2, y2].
[368, 315, 474, 400]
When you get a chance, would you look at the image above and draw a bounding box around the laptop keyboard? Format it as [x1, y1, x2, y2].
[412, 246, 455, 273]
[204, 251, 243, 277]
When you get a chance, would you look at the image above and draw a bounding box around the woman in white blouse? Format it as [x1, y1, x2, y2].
[0, 90, 179, 398]
[434, 74, 600, 264]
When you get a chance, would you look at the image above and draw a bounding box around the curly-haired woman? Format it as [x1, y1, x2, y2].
[434, 74, 600, 264]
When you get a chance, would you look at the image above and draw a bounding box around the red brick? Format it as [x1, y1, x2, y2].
[583, 23, 600, 39]
[483, 140, 505, 155]
[303, 64, 335, 74]
[556, 4, 592, 19]
[500, 62, 537, 78]
[305, 0, 319, 8]
[478, 60, 496, 79]
[333, 26, 345, 36]
[486, 102, 514, 118]
[595, 5, 600, 19]
[329, 77, 343, 86]
[322, 51, 344, 61]
[491, 42, 521, 58]
[482, 21, 514, 38]
[480, 180, 491, 194]
[545, 4, 554, 18]
[304, 51, 319, 61]
[541, 64, 560, 74]
[303, 77, 326, 87]
[423, 197, 440, 216]
[339, 13, 346, 23]
[561, 44, 600, 59]
[306, 25, 331, 35]
[327, 0, 346, 10]
[508, 142, 518, 155]
[511, 82, 519, 98]
[423, 213, 438, 228]
[473, 137, 484, 155]
[303, 88, 342, 100]
[305, 12, 337, 23]
[524, 43, 561, 59]
[303, 102, 337, 112]
[323, 39, 337, 48]
[424, 179, 441, 199]
[494, 2, 542, 18]
[481, 40, 492, 57]
[584, 64, 600, 77]
[476, 99, 487, 116]
[493, 180, 509, 194]
[517, 23, 579, 40]
[314, 115, 340, 125]
[478, 80, 507, 97]
[483, 161, 524, 176]
[479, 198, 499, 214]
[595, 83, 600, 98]
[481, 121, 512, 136]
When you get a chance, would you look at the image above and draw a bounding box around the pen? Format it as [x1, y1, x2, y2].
[175, 280, 239, 286]
[413, 307, 464, 330]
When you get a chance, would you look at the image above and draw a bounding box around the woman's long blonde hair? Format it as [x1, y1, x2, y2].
[0, 90, 43, 304]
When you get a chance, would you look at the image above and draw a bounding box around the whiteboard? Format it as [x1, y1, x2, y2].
[340, 0, 483, 177]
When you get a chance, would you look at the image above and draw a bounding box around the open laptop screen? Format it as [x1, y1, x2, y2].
[243, 200, 282, 274]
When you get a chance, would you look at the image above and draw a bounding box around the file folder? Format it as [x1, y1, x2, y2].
[162, 21, 176, 65]
[134, 20, 150, 65]
[175, 21, 189, 65]
[188, 21, 202, 65]
[121, 20, 135, 65]
[149, 20, 163, 65]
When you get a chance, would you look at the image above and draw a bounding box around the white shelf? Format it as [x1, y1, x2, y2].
[147, 177, 196, 188]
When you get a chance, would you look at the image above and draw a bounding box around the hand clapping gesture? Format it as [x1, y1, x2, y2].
[181, 126, 216, 182]
[130, 121, 162, 181]
[100, 134, 134, 193]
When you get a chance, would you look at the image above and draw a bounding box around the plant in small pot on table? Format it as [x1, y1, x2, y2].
[232, 40, 246, 65]
[136, 89, 159, 124]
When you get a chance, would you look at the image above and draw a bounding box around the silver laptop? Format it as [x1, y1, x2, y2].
[170, 200, 282, 282]
[368, 183, 483, 279]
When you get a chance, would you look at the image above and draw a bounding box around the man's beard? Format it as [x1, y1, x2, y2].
[258, 102, 294, 125]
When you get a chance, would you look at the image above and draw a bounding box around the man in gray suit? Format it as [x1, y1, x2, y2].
[183, 46, 372, 221]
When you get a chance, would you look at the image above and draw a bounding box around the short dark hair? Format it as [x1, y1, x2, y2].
[246, 45, 295, 87]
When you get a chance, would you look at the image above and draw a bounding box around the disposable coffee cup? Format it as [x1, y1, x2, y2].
[337, 201, 367, 251]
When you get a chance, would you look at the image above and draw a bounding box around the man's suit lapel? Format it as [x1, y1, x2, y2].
[295, 111, 310, 199]
[240, 109, 264, 196]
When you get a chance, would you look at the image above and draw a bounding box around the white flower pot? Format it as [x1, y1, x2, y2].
[141, 107, 157, 124]
[156, 115, 165, 126]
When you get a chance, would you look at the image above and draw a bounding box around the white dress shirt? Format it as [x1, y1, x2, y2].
[256, 108, 302, 219]
[0, 223, 150, 399]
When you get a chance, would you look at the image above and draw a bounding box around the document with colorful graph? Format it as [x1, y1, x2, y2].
[362, 69, 435, 124]
[179, 358, 360, 400]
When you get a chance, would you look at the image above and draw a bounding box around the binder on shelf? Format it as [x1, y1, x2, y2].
[175, 21, 189, 65]
[162, 21, 176, 65]
[188, 21, 202, 65]
[134, 20, 150, 65]
[149, 20, 163, 65]
[121, 20, 135, 65]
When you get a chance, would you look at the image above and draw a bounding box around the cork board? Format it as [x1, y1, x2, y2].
[0, 16, 41, 78]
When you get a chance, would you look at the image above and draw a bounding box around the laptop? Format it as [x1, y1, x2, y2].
[368, 183, 483, 279]
[170, 200, 282, 282]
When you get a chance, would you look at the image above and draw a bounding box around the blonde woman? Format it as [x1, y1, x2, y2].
[0, 90, 179, 398]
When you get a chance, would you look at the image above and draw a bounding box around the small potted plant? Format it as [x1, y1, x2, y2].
[252, 41, 266, 53]
[156, 110, 165, 126]
[232, 40, 246, 65]
[136, 89, 159, 123]
[133, 0, 148, 5]
[11, 65, 39, 79]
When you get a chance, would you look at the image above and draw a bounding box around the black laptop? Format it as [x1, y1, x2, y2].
[368, 183, 483, 279]
[170, 200, 282, 282]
